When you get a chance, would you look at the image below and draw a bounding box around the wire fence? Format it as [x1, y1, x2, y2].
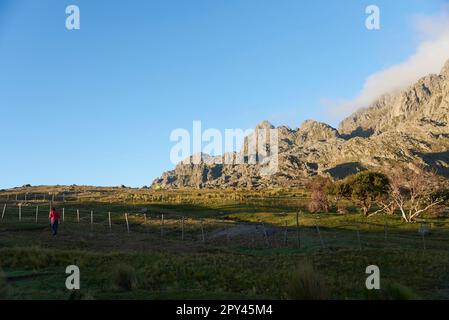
[1, 202, 448, 252]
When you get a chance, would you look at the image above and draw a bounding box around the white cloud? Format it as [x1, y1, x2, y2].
[325, 7, 449, 119]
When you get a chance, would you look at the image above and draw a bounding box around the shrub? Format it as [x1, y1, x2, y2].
[307, 177, 332, 213]
[112, 264, 138, 291]
[285, 262, 328, 300]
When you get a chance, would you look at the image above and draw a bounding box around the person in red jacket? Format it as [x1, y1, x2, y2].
[49, 207, 60, 236]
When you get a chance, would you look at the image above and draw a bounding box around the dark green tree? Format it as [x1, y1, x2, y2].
[327, 180, 351, 213]
[345, 171, 390, 216]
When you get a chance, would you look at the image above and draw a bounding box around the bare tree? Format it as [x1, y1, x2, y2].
[369, 196, 396, 217]
[387, 166, 445, 222]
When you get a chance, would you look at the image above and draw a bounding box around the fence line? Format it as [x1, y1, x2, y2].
[0, 204, 448, 252]
[4, 203, 449, 229]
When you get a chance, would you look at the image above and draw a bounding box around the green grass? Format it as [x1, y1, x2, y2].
[0, 186, 449, 300]
[1, 246, 448, 299]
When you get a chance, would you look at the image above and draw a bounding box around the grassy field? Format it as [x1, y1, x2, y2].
[1, 186, 449, 300]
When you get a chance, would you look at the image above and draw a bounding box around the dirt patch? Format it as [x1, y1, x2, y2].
[208, 224, 278, 239]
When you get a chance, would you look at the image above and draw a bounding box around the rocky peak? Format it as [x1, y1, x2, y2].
[339, 58, 449, 138]
[297, 120, 340, 143]
[254, 120, 275, 130]
[440, 59, 449, 78]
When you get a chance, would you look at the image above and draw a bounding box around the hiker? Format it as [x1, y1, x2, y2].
[49, 207, 60, 236]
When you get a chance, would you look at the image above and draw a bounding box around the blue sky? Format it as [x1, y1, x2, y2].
[0, 0, 447, 188]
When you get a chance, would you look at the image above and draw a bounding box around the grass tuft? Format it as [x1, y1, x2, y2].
[365, 281, 420, 300]
[112, 264, 138, 291]
[0, 269, 9, 299]
[284, 262, 328, 300]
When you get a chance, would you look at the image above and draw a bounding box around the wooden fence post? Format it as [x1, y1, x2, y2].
[160, 214, 164, 240]
[35, 206, 39, 224]
[108, 212, 112, 232]
[284, 221, 288, 246]
[201, 219, 206, 244]
[181, 217, 185, 241]
[1, 204, 6, 220]
[251, 231, 255, 248]
[296, 209, 301, 248]
[421, 223, 426, 250]
[90, 210, 93, 230]
[224, 219, 230, 244]
[356, 228, 362, 250]
[18, 204, 22, 222]
[125, 213, 130, 234]
[316, 224, 325, 249]
[77, 209, 80, 223]
[421, 231, 426, 250]
[62, 208, 65, 223]
[262, 223, 269, 247]
[144, 213, 147, 224]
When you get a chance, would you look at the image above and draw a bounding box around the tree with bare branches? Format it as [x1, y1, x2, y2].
[387, 166, 446, 222]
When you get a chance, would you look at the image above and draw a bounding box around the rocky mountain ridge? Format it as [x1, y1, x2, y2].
[152, 60, 449, 189]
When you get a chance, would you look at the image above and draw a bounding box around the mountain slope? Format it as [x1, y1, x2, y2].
[153, 60, 449, 189]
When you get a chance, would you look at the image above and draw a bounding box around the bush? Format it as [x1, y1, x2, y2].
[365, 281, 420, 300]
[112, 264, 138, 291]
[285, 262, 328, 300]
[307, 177, 332, 213]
